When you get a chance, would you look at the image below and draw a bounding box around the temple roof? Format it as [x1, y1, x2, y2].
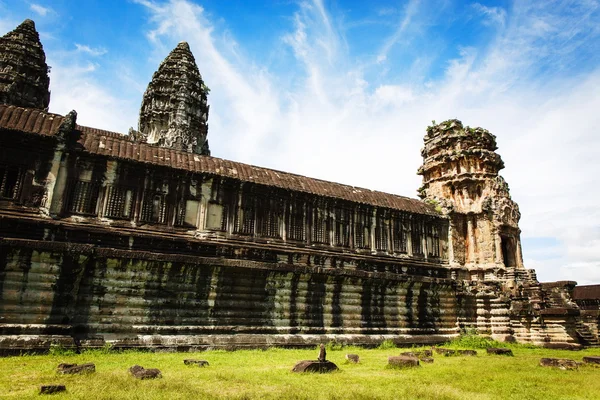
[0, 19, 50, 110]
[0, 104, 439, 217]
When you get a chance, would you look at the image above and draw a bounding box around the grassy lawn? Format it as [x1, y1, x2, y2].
[0, 340, 599, 399]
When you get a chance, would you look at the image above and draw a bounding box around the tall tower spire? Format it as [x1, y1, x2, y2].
[418, 120, 523, 271]
[0, 19, 51, 110]
[137, 42, 210, 155]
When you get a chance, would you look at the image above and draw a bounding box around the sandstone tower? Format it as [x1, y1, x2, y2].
[0, 19, 50, 110]
[418, 120, 523, 276]
[136, 42, 210, 155]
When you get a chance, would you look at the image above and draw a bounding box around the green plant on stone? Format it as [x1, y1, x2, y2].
[325, 340, 344, 351]
[48, 343, 76, 356]
[377, 339, 397, 350]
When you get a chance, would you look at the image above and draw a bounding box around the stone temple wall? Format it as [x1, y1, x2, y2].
[0, 241, 466, 353]
[0, 19, 595, 353]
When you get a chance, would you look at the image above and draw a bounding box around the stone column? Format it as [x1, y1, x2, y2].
[48, 148, 68, 216]
[466, 215, 476, 265]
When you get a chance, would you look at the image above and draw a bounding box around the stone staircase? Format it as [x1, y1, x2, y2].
[576, 322, 600, 347]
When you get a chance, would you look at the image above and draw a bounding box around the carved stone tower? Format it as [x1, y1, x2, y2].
[418, 120, 523, 274]
[0, 19, 50, 110]
[137, 42, 210, 155]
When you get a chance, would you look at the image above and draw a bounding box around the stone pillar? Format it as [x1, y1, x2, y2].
[495, 232, 503, 265]
[48, 148, 68, 216]
[467, 215, 476, 265]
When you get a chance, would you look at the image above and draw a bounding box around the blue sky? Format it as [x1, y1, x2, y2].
[1, 0, 599, 284]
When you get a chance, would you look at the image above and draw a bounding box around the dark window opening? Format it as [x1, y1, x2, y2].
[140, 191, 167, 224]
[68, 180, 101, 216]
[355, 208, 371, 249]
[392, 214, 408, 253]
[0, 165, 23, 200]
[426, 224, 441, 258]
[411, 219, 424, 256]
[235, 192, 255, 235]
[312, 206, 330, 244]
[334, 207, 350, 247]
[288, 198, 305, 241]
[104, 185, 136, 220]
[375, 211, 389, 251]
[257, 196, 282, 238]
[501, 235, 517, 268]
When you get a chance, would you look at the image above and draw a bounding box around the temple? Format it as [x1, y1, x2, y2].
[0, 20, 597, 354]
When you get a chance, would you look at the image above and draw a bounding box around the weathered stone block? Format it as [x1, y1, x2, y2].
[457, 350, 477, 356]
[345, 354, 359, 363]
[184, 359, 209, 367]
[434, 348, 456, 356]
[39, 385, 66, 394]
[401, 350, 433, 359]
[486, 348, 513, 356]
[543, 342, 581, 351]
[420, 357, 434, 363]
[539, 358, 578, 370]
[57, 363, 95, 374]
[129, 365, 162, 379]
[388, 356, 419, 368]
[583, 356, 600, 365]
[292, 360, 339, 373]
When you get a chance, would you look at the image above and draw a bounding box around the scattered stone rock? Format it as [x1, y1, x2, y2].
[129, 365, 162, 379]
[543, 343, 581, 351]
[401, 350, 433, 359]
[434, 348, 456, 356]
[457, 350, 477, 356]
[184, 359, 209, 367]
[345, 354, 360, 363]
[39, 385, 66, 395]
[539, 358, 579, 370]
[420, 357, 434, 364]
[583, 356, 600, 365]
[292, 360, 339, 373]
[57, 363, 95, 374]
[388, 356, 420, 368]
[486, 348, 513, 356]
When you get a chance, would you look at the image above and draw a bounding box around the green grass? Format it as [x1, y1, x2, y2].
[1, 342, 599, 399]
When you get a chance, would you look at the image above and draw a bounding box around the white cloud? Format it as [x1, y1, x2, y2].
[29, 3, 53, 17]
[74, 43, 107, 57]
[472, 3, 507, 27]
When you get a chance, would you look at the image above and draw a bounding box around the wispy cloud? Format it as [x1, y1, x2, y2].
[74, 43, 108, 57]
[472, 3, 507, 27]
[29, 3, 53, 17]
[377, 0, 421, 63]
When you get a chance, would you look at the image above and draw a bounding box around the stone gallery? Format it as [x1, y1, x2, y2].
[0, 19, 597, 353]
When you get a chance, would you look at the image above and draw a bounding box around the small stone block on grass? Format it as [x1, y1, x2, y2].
[39, 385, 66, 395]
[457, 350, 477, 356]
[583, 356, 600, 365]
[57, 363, 95, 374]
[401, 350, 435, 360]
[388, 356, 419, 368]
[486, 348, 513, 356]
[184, 359, 209, 367]
[434, 348, 456, 356]
[292, 360, 339, 373]
[345, 354, 359, 363]
[539, 358, 579, 370]
[420, 357, 434, 363]
[129, 365, 162, 379]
